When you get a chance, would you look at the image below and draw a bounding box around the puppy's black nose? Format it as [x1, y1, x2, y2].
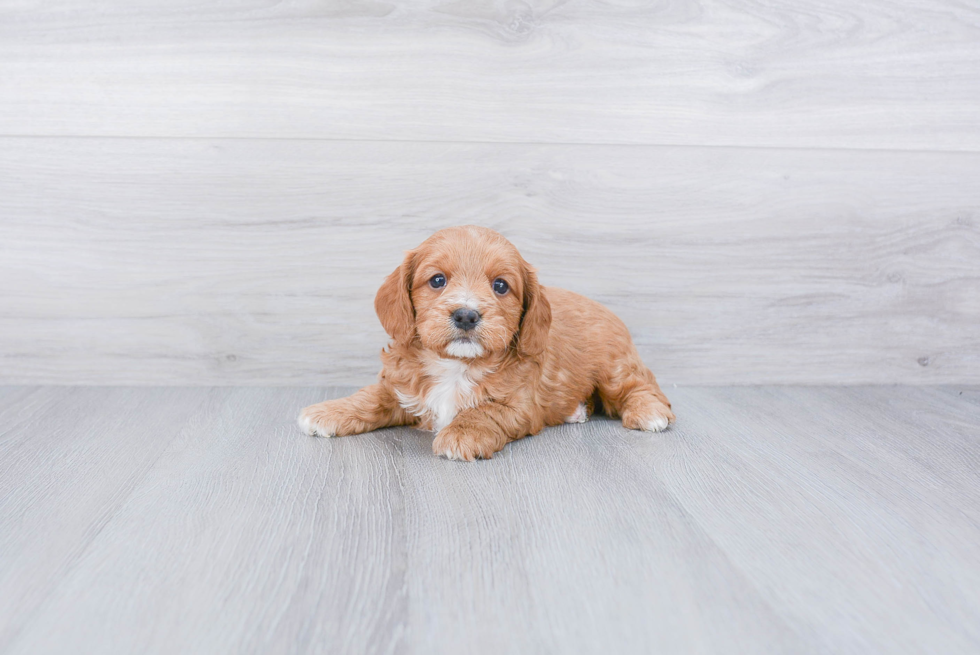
[452, 308, 481, 331]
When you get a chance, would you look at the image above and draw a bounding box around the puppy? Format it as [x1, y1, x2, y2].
[298, 226, 674, 461]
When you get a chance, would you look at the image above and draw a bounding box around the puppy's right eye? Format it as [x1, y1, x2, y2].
[429, 274, 446, 289]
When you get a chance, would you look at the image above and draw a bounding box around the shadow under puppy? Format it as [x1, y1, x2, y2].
[299, 226, 674, 461]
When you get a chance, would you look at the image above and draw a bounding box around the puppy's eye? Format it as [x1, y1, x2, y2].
[493, 278, 509, 295]
[429, 274, 446, 289]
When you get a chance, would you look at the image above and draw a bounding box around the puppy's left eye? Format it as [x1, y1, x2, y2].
[492, 278, 509, 295]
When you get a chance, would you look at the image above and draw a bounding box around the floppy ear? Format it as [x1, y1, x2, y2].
[517, 262, 551, 358]
[374, 250, 417, 345]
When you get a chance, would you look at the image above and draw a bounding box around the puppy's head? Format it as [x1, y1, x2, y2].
[374, 226, 551, 360]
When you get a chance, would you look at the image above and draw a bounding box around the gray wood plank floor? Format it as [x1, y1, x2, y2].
[1, 386, 978, 654]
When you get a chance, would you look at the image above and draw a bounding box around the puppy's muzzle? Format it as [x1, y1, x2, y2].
[452, 308, 481, 332]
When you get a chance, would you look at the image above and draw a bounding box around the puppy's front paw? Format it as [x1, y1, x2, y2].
[432, 424, 501, 461]
[298, 403, 339, 438]
[639, 412, 672, 432]
[622, 400, 675, 433]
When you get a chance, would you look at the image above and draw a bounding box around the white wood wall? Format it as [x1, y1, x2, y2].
[1, 0, 978, 386]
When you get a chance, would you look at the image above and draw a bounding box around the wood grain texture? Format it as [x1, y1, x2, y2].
[653, 386, 980, 652]
[1, 385, 979, 654]
[0, 386, 213, 647]
[397, 399, 808, 653]
[1, 387, 407, 655]
[2, 138, 978, 386]
[0, 1, 979, 150]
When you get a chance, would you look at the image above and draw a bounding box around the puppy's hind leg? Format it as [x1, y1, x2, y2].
[597, 356, 675, 433]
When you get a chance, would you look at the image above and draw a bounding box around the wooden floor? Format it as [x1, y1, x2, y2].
[1, 385, 978, 654]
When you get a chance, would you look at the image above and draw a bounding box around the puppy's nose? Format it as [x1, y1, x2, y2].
[452, 308, 481, 331]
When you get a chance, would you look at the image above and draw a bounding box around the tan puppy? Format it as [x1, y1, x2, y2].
[298, 226, 674, 460]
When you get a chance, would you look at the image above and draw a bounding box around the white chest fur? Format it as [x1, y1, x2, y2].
[396, 357, 482, 432]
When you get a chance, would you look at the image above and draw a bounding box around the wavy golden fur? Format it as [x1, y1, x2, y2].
[299, 226, 674, 461]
